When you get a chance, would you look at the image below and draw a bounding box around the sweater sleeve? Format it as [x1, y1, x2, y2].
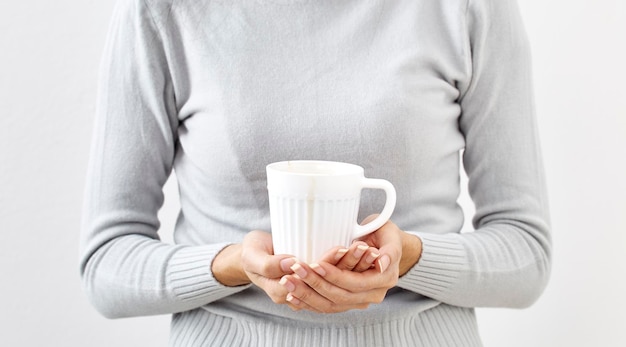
[397, 0, 552, 308]
[79, 0, 248, 319]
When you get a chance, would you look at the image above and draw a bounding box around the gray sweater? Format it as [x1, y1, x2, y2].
[80, 0, 551, 345]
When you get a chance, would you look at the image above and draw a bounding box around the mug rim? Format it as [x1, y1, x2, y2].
[266, 160, 363, 176]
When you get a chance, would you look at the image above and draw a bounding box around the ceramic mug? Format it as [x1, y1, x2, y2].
[267, 160, 396, 263]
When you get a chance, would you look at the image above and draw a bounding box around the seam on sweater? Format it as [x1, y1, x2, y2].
[142, 0, 172, 34]
[141, 0, 180, 117]
[458, 0, 474, 102]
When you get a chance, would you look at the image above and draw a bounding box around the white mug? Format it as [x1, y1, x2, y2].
[267, 160, 396, 263]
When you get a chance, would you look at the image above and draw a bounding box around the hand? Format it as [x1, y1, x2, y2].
[279, 219, 420, 313]
[212, 230, 300, 310]
[357, 216, 423, 277]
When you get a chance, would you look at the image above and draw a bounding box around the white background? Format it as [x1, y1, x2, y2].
[1, 0, 624, 346]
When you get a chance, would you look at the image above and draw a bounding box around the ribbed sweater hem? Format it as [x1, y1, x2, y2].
[168, 303, 482, 346]
[397, 232, 466, 301]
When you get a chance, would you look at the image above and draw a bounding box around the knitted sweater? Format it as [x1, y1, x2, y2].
[80, 0, 551, 345]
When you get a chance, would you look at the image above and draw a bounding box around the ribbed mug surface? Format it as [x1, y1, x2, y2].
[269, 195, 360, 262]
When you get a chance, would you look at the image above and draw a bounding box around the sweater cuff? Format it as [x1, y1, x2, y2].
[397, 232, 466, 301]
[167, 243, 251, 305]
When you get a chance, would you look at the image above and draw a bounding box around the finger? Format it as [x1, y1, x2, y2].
[317, 246, 349, 266]
[359, 214, 379, 226]
[288, 292, 370, 313]
[287, 263, 378, 310]
[282, 274, 371, 313]
[334, 242, 370, 271]
[285, 292, 323, 313]
[314, 261, 398, 293]
[352, 247, 381, 272]
[279, 274, 332, 312]
[249, 274, 291, 305]
[287, 263, 351, 308]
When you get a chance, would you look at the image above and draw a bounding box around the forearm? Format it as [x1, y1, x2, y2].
[397, 224, 550, 309]
[81, 235, 249, 318]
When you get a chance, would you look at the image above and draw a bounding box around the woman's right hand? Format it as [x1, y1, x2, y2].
[213, 230, 302, 309]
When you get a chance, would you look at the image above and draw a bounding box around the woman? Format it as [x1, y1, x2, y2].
[80, 0, 551, 345]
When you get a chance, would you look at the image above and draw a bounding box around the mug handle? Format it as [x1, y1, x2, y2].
[352, 178, 397, 240]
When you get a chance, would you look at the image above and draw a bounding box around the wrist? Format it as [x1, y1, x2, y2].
[211, 244, 251, 287]
[399, 232, 422, 277]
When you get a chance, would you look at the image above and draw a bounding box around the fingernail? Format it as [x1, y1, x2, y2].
[378, 255, 390, 273]
[310, 263, 326, 277]
[354, 244, 369, 258]
[286, 293, 300, 305]
[334, 248, 349, 261]
[279, 276, 295, 292]
[280, 258, 297, 272]
[291, 263, 307, 278]
[366, 252, 380, 264]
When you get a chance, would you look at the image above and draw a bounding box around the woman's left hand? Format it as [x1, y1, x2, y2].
[279, 219, 422, 313]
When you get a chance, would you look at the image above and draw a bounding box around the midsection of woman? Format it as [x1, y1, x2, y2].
[161, 0, 470, 337]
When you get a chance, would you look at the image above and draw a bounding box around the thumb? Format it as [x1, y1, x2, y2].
[242, 231, 297, 279]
